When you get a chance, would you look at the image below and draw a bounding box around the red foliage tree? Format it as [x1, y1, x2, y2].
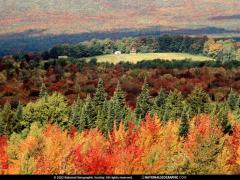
[0, 136, 8, 174]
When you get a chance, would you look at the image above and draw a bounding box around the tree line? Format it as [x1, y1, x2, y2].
[11, 35, 208, 61]
[10, 35, 240, 63]
[1, 79, 240, 138]
[48, 35, 207, 58]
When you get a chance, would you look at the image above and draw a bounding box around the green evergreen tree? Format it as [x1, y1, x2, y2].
[152, 88, 167, 119]
[135, 79, 151, 122]
[105, 100, 116, 133]
[209, 102, 218, 120]
[125, 107, 135, 129]
[111, 81, 127, 128]
[162, 108, 168, 122]
[70, 95, 83, 129]
[233, 105, 240, 122]
[96, 110, 105, 133]
[1, 102, 14, 135]
[39, 82, 48, 98]
[154, 88, 167, 108]
[13, 102, 23, 133]
[94, 78, 106, 107]
[79, 105, 87, 132]
[227, 88, 239, 111]
[96, 100, 108, 135]
[70, 104, 79, 127]
[179, 103, 190, 137]
[79, 95, 97, 131]
[164, 90, 184, 121]
[187, 87, 210, 117]
[217, 103, 232, 133]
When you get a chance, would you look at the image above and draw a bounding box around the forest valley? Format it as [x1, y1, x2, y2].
[0, 35, 240, 174]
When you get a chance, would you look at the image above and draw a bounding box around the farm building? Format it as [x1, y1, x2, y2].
[130, 48, 137, 54]
[114, 51, 122, 55]
[58, 56, 68, 59]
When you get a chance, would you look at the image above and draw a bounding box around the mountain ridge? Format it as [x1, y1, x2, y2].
[0, 0, 239, 35]
[0, 26, 239, 57]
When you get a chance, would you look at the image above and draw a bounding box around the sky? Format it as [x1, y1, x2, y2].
[0, 0, 239, 35]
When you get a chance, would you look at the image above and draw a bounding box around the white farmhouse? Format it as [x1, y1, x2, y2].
[58, 56, 68, 59]
[114, 51, 122, 55]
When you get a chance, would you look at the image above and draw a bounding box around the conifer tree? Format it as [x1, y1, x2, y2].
[164, 90, 184, 121]
[79, 95, 97, 131]
[94, 78, 106, 107]
[96, 100, 108, 135]
[187, 87, 210, 117]
[162, 108, 168, 122]
[179, 103, 190, 137]
[217, 103, 232, 133]
[209, 102, 218, 120]
[125, 107, 135, 129]
[13, 102, 23, 133]
[79, 105, 87, 132]
[70, 104, 79, 128]
[39, 82, 48, 99]
[111, 81, 127, 128]
[153, 88, 167, 119]
[227, 88, 239, 111]
[154, 88, 167, 108]
[135, 79, 151, 122]
[106, 101, 115, 132]
[233, 105, 240, 122]
[96, 110, 105, 132]
[1, 102, 14, 135]
[70, 95, 83, 129]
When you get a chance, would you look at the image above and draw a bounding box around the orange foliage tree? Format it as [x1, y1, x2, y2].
[3, 114, 240, 174]
[220, 123, 240, 174]
[0, 136, 8, 174]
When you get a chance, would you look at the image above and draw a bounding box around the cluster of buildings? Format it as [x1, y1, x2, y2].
[114, 48, 137, 55]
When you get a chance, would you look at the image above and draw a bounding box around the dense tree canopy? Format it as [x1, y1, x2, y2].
[0, 35, 240, 175]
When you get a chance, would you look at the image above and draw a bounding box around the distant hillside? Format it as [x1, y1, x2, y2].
[0, 27, 239, 57]
[1, 0, 240, 56]
[1, 0, 240, 35]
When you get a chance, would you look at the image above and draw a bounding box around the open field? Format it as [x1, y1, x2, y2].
[86, 53, 214, 64]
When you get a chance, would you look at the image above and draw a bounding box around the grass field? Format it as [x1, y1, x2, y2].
[85, 53, 213, 64]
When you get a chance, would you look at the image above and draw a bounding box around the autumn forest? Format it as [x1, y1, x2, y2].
[0, 35, 240, 175]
